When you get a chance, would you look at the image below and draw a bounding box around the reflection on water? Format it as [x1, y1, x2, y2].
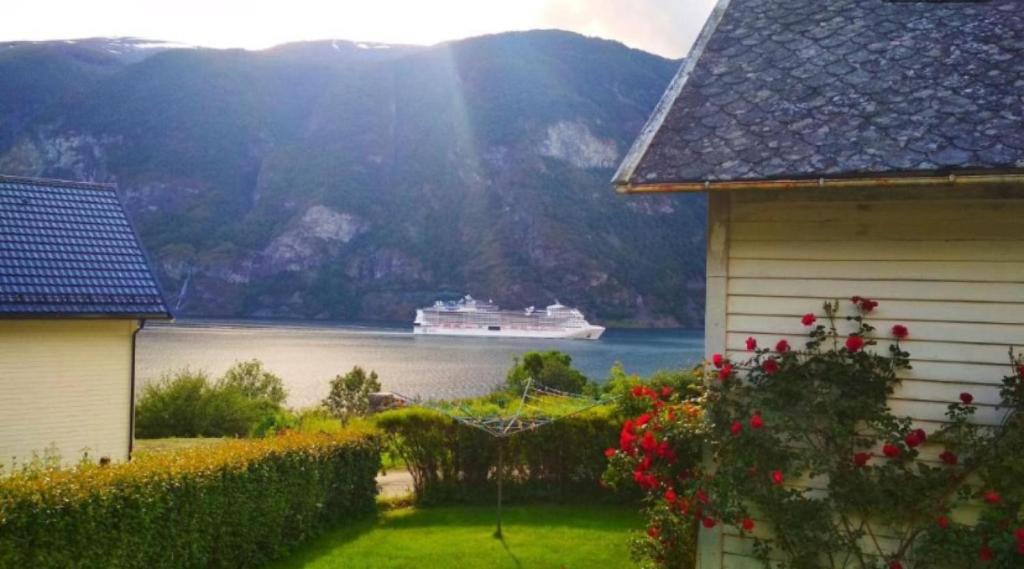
[136, 320, 704, 407]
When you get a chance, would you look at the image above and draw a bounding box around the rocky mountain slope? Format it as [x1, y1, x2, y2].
[0, 31, 706, 327]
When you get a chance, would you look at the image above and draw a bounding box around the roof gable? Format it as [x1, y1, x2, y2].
[0, 176, 171, 318]
[616, 0, 1024, 189]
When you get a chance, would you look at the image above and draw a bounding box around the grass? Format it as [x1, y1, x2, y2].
[269, 504, 640, 569]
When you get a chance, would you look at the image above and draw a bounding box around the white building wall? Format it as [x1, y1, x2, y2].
[0, 319, 137, 470]
[700, 186, 1024, 568]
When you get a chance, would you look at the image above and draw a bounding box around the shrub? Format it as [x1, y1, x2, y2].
[136, 361, 288, 438]
[218, 359, 287, 407]
[507, 350, 590, 394]
[0, 430, 380, 569]
[323, 366, 382, 421]
[374, 401, 623, 504]
[605, 298, 1024, 569]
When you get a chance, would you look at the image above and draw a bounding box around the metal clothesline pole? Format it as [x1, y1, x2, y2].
[495, 436, 504, 538]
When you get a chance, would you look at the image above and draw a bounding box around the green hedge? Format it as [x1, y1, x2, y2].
[0, 430, 380, 569]
[374, 405, 625, 503]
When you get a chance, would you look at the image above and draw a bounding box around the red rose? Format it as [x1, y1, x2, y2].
[891, 324, 909, 339]
[695, 489, 709, 504]
[939, 450, 958, 466]
[633, 471, 657, 489]
[761, 358, 780, 375]
[1015, 527, 1024, 542]
[604, 448, 616, 458]
[664, 488, 677, 505]
[845, 335, 865, 352]
[851, 295, 863, 304]
[859, 298, 879, 312]
[750, 413, 765, 429]
[647, 526, 660, 539]
[745, 336, 757, 350]
[980, 545, 993, 561]
[771, 470, 784, 486]
[741, 518, 755, 532]
[636, 413, 652, 427]
[775, 339, 790, 353]
[712, 353, 724, 368]
[853, 452, 871, 467]
[937, 515, 950, 529]
[730, 421, 743, 436]
[889, 562, 903, 569]
[883, 443, 901, 458]
[719, 363, 733, 381]
[904, 428, 926, 448]
[801, 313, 816, 326]
[983, 490, 1001, 505]
[702, 517, 717, 529]
[960, 392, 974, 405]
[1018, 363, 1024, 377]
[660, 386, 673, 398]
[640, 431, 658, 454]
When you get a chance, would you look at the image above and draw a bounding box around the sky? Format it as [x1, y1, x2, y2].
[1, 0, 718, 58]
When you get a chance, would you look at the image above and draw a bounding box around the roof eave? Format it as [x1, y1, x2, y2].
[611, 0, 734, 188]
[616, 171, 1024, 194]
[0, 312, 173, 321]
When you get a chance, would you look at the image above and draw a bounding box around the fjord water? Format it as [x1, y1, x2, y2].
[136, 321, 703, 406]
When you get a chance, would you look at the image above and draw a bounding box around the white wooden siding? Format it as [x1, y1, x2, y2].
[703, 187, 1024, 569]
[0, 320, 137, 468]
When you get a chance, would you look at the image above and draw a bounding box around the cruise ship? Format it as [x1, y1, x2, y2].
[413, 296, 605, 340]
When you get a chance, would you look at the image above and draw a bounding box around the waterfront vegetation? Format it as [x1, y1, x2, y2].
[5, 352, 698, 568]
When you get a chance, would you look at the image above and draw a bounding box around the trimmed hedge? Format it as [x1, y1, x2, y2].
[0, 430, 380, 569]
[374, 405, 624, 503]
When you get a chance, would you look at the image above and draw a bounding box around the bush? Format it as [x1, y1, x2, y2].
[136, 361, 288, 438]
[0, 430, 380, 569]
[507, 350, 591, 394]
[606, 298, 1024, 569]
[374, 402, 624, 504]
[218, 359, 287, 407]
[323, 366, 382, 421]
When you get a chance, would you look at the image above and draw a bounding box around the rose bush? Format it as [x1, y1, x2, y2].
[605, 298, 1024, 569]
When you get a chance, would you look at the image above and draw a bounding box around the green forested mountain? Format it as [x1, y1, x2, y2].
[0, 32, 706, 326]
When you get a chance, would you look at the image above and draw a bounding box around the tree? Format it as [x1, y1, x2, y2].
[323, 366, 382, 421]
[506, 350, 589, 394]
[218, 359, 287, 407]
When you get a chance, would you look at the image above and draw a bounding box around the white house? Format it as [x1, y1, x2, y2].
[0, 175, 170, 468]
[613, 0, 1023, 567]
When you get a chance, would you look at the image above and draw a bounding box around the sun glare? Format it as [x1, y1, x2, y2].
[0, 0, 711, 58]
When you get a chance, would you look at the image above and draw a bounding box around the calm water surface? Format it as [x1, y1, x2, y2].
[136, 320, 704, 407]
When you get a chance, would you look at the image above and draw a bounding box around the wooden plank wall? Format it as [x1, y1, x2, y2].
[704, 186, 1024, 568]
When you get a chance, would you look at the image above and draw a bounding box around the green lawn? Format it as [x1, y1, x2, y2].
[270, 505, 640, 569]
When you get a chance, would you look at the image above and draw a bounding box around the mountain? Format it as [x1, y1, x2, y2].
[0, 30, 707, 327]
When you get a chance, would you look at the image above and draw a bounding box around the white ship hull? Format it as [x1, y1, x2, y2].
[413, 324, 605, 340]
[413, 296, 605, 341]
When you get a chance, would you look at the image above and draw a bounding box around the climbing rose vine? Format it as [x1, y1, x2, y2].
[605, 298, 1024, 569]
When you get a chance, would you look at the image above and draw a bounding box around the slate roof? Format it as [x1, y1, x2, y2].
[615, 0, 1024, 187]
[0, 176, 171, 318]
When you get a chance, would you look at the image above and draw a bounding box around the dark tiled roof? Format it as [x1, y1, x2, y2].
[0, 176, 170, 318]
[617, 0, 1024, 186]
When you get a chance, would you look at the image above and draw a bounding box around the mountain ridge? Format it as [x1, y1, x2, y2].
[0, 29, 706, 327]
